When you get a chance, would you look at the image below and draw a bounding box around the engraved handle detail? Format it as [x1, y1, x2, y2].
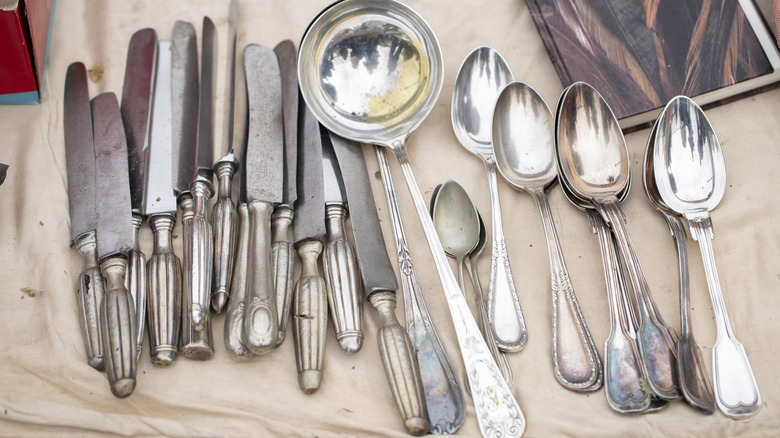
[100, 257, 137, 398]
[272, 206, 295, 346]
[187, 180, 214, 331]
[323, 204, 363, 353]
[243, 201, 278, 354]
[293, 239, 328, 393]
[224, 203, 252, 360]
[75, 231, 105, 371]
[211, 158, 239, 313]
[147, 214, 182, 366]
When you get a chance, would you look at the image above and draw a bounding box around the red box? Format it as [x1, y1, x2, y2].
[0, 0, 54, 104]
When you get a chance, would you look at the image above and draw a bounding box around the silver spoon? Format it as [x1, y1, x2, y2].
[431, 181, 514, 387]
[643, 118, 716, 413]
[653, 96, 761, 419]
[493, 82, 601, 391]
[556, 82, 680, 401]
[298, 1, 525, 435]
[451, 46, 528, 352]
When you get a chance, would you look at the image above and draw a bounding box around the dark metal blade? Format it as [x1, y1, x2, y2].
[220, 0, 242, 157]
[92, 93, 133, 259]
[293, 97, 326, 243]
[64, 62, 96, 242]
[120, 28, 157, 214]
[274, 40, 299, 206]
[321, 125, 345, 204]
[244, 44, 283, 204]
[196, 17, 217, 180]
[329, 133, 397, 295]
[170, 20, 199, 196]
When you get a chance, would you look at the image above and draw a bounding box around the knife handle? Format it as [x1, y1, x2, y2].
[127, 213, 147, 363]
[323, 204, 363, 353]
[179, 197, 215, 360]
[272, 206, 295, 346]
[100, 256, 137, 398]
[224, 203, 253, 360]
[188, 179, 215, 330]
[211, 157, 239, 313]
[146, 214, 182, 366]
[74, 231, 105, 371]
[243, 200, 279, 354]
[293, 239, 328, 393]
[369, 291, 428, 436]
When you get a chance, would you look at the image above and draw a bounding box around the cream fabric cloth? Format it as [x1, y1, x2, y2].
[1, 0, 779, 436]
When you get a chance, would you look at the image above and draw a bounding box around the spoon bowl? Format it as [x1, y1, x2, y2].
[431, 180, 480, 268]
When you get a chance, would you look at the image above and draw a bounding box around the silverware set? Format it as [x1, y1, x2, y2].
[61, 0, 761, 435]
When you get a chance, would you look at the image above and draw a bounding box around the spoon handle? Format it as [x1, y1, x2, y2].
[587, 211, 650, 413]
[374, 146, 465, 434]
[394, 146, 525, 437]
[485, 159, 528, 352]
[595, 198, 680, 400]
[532, 189, 601, 391]
[688, 216, 761, 418]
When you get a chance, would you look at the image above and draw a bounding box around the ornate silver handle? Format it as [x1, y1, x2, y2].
[100, 256, 136, 398]
[484, 159, 527, 352]
[127, 214, 147, 363]
[75, 231, 105, 371]
[242, 200, 278, 354]
[211, 157, 239, 313]
[187, 179, 214, 331]
[147, 213, 182, 366]
[323, 204, 363, 353]
[180, 196, 214, 360]
[587, 210, 650, 413]
[370, 291, 429, 436]
[293, 239, 328, 393]
[392, 144, 525, 437]
[688, 216, 761, 418]
[271, 206, 295, 346]
[224, 203, 252, 360]
[531, 189, 601, 391]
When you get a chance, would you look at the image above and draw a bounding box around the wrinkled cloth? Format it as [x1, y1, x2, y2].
[1, 0, 779, 436]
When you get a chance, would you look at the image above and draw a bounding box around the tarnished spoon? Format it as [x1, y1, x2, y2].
[556, 82, 679, 401]
[653, 96, 761, 418]
[493, 82, 601, 391]
[643, 118, 716, 413]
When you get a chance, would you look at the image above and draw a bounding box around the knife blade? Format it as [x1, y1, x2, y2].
[211, 0, 242, 313]
[292, 98, 328, 393]
[242, 44, 283, 354]
[64, 62, 104, 371]
[143, 37, 182, 366]
[328, 133, 428, 435]
[92, 92, 136, 398]
[271, 39, 298, 346]
[321, 127, 362, 353]
[120, 28, 157, 363]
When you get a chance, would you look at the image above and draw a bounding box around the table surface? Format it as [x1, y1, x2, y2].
[1, 0, 779, 436]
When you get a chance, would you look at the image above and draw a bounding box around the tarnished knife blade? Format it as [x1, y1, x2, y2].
[64, 62, 104, 371]
[171, 20, 200, 197]
[92, 92, 136, 398]
[120, 27, 157, 363]
[242, 44, 283, 354]
[320, 128, 362, 353]
[329, 134, 429, 435]
[271, 39, 299, 346]
[291, 98, 328, 393]
[195, 18, 216, 180]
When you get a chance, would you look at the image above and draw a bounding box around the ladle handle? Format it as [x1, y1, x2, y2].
[688, 216, 761, 418]
[374, 145, 465, 434]
[588, 211, 650, 413]
[393, 145, 525, 437]
[485, 159, 527, 352]
[532, 189, 601, 391]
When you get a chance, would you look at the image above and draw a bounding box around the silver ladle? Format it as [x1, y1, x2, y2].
[653, 96, 761, 418]
[493, 81, 601, 392]
[555, 82, 680, 401]
[298, 1, 525, 435]
[451, 46, 528, 352]
[643, 118, 716, 413]
[431, 181, 514, 388]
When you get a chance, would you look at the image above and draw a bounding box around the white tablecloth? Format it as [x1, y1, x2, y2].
[1, 0, 779, 436]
